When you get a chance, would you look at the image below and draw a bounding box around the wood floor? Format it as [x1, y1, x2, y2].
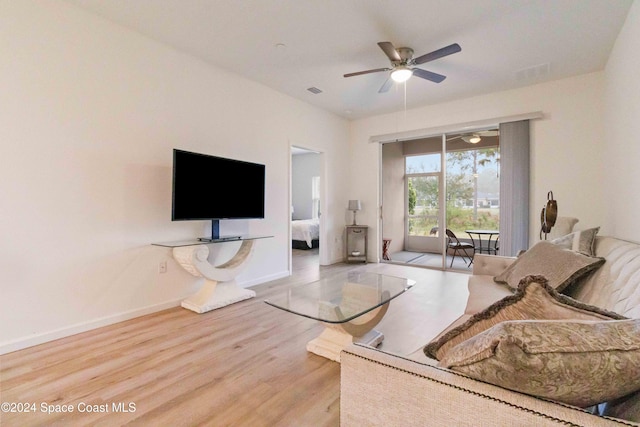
[0, 249, 469, 426]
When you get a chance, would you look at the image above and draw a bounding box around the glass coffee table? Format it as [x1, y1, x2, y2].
[265, 271, 415, 362]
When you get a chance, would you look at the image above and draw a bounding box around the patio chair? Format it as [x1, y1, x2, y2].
[492, 235, 500, 255]
[445, 229, 475, 268]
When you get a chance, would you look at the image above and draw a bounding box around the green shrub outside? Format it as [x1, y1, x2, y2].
[409, 204, 499, 236]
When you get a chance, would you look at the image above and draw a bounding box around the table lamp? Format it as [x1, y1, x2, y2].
[348, 200, 361, 225]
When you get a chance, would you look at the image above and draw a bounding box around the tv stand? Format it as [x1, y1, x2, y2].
[197, 235, 241, 243]
[153, 236, 271, 314]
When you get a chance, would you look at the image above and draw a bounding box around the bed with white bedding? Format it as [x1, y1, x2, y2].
[291, 218, 319, 249]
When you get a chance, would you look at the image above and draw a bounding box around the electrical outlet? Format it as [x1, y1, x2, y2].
[158, 261, 167, 274]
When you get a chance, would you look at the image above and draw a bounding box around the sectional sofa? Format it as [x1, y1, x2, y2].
[341, 234, 640, 426]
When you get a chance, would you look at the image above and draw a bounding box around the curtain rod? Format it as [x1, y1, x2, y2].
[369, 111, 544, 144]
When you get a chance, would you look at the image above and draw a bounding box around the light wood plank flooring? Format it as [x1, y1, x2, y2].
[0, 249, 469, 426]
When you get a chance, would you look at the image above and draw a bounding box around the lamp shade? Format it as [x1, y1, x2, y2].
[348, 200, 362, 211]
[391, 67, 413, 83]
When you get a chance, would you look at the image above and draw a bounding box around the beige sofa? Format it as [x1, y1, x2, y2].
[341, 235, 640, 426]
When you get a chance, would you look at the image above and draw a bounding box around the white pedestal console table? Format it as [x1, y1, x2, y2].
[153, 236, 271, 314]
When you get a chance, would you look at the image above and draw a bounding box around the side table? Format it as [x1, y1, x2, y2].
[346, 225, 368, 263]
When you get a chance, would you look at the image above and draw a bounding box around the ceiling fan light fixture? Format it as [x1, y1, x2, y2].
[461, 135, 482, 144]
[391, 67, 413, 83]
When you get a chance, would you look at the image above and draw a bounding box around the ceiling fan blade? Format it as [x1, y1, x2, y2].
[344, 67, 390, 78]
[413, 43, 461, 65]
[378, 77, 393, 93]
[412, 68, 447, 83]
[377, 41, 401, 61]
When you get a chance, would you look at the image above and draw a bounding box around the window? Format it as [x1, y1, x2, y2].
[406, 154, 441, 237]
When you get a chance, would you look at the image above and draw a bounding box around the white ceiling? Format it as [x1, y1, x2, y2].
[65, 0, 633, 120]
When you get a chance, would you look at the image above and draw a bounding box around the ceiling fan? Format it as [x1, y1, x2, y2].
[447, 130, 499, 144]
[344, 41, 461, 93]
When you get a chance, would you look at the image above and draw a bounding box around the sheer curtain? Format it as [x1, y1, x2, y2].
[499, 120, 530, 256]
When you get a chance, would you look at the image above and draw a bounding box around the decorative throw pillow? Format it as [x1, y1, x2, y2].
[424, 275, 625, 361]
[547, 216, 579, 240]
[439, 318, 640, 408]
[493, 241, 604, 292]
[551, 226, 600, 256]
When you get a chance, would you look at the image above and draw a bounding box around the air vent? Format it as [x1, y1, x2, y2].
[515, 63, 550, 82]
[307, 87, 323, 94]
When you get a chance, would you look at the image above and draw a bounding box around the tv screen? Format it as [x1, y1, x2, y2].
[172, 149, 265, 221]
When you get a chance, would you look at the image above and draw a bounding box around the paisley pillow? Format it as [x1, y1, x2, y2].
[424, 275, 624, 361]
[439, 318, 640, 408]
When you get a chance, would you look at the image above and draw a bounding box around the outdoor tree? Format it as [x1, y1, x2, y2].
[408, 179, 417, 215]
[447, 148, 499, 220]
[404, 147, 499, 235]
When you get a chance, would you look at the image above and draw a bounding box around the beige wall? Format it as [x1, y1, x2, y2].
[604, 0, 640, 241]
[0, 1, 349, 353]
[350, 71, 606, 260]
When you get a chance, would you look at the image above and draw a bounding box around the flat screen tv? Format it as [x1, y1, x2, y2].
[172, 149, 265, 240]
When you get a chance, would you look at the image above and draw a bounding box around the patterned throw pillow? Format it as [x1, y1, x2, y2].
[439, 318, 640, 408]
[424, 275, 624, 361]
[551, 226, 600, 256]
[494, 241, 604, 292]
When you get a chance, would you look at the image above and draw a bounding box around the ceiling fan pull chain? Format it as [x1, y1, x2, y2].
[404, 81, 407, 122]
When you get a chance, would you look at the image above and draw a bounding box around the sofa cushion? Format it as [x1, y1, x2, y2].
[424, 275, 625, 361]
[439, 318, 640, 408]
[471, 254, 516, 276]
[564, 236, 640, 319]
[550, 226, 600, 256]
[465, 275, 513, 315]
[494, 241, 605, 292]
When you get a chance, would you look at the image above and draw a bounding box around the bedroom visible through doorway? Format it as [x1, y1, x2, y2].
[290, 146, 321, 272]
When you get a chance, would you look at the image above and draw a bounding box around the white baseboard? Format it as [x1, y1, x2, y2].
[326, 256, 347, 265]
[0, 272, 290, 355]
[0, 298, 184, 355]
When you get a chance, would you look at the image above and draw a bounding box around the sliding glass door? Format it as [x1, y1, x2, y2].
[446, 150, 500, 225]
[444, 140, 500, 268]
[381, 129, 500, 270]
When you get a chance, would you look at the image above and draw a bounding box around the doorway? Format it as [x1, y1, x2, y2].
[381, 128, 500, 271]
[290, 146, 322, 273]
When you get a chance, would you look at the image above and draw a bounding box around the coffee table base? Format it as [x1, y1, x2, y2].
[264, 274, 413, 363]
[306, 326, 384, 362]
